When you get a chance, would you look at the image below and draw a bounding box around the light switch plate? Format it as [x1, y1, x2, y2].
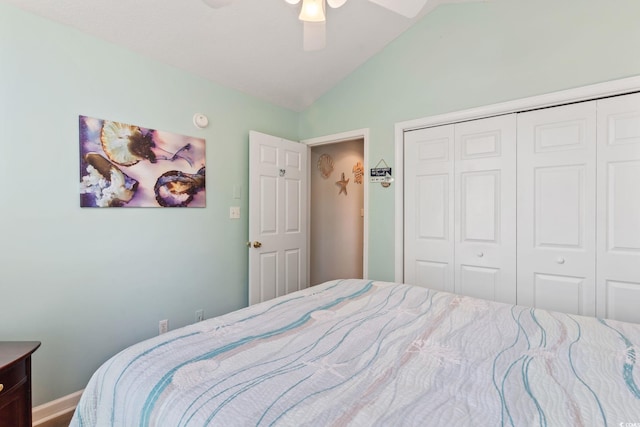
[230, 206, 241, 219]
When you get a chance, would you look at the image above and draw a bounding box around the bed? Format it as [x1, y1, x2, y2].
[70, 279, 640, 426]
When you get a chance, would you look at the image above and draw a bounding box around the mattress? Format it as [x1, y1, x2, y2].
[70, 279, 640, 426]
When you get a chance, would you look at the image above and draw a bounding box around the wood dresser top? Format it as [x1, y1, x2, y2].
[0, 342, 41, 370]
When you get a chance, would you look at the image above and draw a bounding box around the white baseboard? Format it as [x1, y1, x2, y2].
[33, 390, 84, 426]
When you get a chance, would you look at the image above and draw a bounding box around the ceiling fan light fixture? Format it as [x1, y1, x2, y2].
[327, 0, 348, 8]
[298, 0, 326, 22]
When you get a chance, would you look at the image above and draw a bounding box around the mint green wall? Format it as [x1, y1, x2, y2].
[299, 0, 640, 281]
[0, 4, 298, 405]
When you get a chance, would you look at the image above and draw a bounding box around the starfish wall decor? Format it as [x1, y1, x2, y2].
[336, 172, 349, 195]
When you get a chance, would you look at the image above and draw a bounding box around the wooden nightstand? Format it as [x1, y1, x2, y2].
[0, 342, 40, 427]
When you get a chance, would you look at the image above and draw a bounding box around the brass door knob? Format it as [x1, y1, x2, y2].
[252, 241, 262, 248]
[0, 384, 4, 393]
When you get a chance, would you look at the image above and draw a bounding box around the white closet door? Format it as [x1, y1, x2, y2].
[596, 93, 640, 323]
[517, 102, 597, 316]
[454, 114, 517, 303]
[404, 125, 455, 292]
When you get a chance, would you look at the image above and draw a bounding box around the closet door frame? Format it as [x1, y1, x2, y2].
[394, 76, 640, 283]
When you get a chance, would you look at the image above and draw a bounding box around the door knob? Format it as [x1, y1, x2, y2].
[252, 241, 262, 249]
[477, 252, 484, 258]
[556, 257, 565, 264]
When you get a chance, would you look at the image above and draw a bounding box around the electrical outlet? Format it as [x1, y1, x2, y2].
[195, 309, 204, 323]
[159, 319, 169, 335]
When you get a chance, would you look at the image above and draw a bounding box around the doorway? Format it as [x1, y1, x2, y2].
[304, 129, 369, 286]
[309, 139, 364, 285]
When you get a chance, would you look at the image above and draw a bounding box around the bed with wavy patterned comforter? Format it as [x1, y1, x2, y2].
[71, 279, 640, 426]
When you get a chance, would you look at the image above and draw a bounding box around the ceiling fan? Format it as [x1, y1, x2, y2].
[202, 0, 481, 51]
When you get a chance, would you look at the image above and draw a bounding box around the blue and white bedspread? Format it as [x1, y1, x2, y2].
[71, 279, 640, 426]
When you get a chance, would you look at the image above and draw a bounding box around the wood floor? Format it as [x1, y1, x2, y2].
[36, 411, 73, 427]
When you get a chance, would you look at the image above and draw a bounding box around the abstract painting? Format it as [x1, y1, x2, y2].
[79, 116, 206, 208]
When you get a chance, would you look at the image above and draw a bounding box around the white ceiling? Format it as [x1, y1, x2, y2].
[4, 0, 463, 111]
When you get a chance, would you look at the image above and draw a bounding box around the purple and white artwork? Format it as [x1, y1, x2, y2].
[79, 116, 206, 208]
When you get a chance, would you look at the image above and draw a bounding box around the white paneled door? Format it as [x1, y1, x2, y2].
[517, 102, 597, 316]
[404, 125, 455, 292]
[249, 131, 308, 305]
[404, 114, 516, 302]
[403, 89, 640, 322]
[454, 114, 517, 303]
[596, 93, 640, 323]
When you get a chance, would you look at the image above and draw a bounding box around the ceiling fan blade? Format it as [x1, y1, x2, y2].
[303, 21, 326, 51]
[202, 0, 233, 9]
[367, 0, 430, 18]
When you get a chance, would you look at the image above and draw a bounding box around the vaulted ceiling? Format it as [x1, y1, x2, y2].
[4, 0, 477, 111]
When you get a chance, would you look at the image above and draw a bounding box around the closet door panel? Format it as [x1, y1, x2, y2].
[606, 162, 640, 251]
[404, 125, 455, 292]
[533, 274, 586, 314]
[460, 171, 498, 242]
[417, 175, 448, 239]
[534, 165, 586, 248]
[597, 93, 640, 323]
[459, 265, 500, 300]
[455, 115, 516, 303]
[517, 102, 597, 316]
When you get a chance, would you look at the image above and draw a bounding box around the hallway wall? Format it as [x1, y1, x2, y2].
[310, 139, 364, 285]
